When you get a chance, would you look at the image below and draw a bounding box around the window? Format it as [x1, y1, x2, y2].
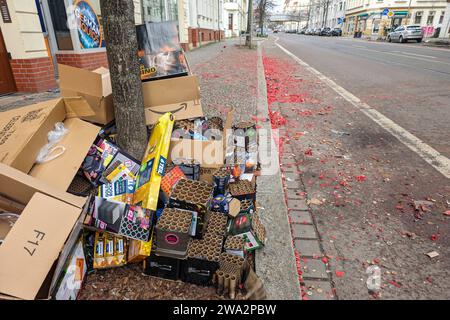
[439, 11, 445, 24]
[228, 13, 233, 30]
[47, 0, 73, 50]
[414, 11, 422, 24]
[427, 11, 435, 25]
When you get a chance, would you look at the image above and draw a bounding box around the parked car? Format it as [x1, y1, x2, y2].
[314, 28, 321, 36]
[320, 27, 332, 36]
[299, 28, 307, 35]
[304, 28, 313, 35]
[387, 25, 423, 43]
[331, 28, 342, 36]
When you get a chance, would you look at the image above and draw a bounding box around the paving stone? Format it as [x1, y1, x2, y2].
[280, 156, 297, 164]
[283, 172, 301, 181]
[284, 179, 301, 189]
[303, 280, 335, 300]
[286, 189, 305, 200]
[290, 210, 313, 224]
[280, 164, 299, 173]
[294, 239, 322, 257]
[292, 224, 317, 239]
[287, 199, 308, 210]
[301, 258, 329, 280]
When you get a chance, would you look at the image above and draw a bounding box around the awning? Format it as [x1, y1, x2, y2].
[358, 13, 369, 18]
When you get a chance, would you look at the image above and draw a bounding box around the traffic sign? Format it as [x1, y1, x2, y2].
[387, 10, 394, 18]
[382, 8, 389, 16]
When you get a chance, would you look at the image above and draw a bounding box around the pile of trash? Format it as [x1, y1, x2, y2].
[0, 22, 266, 301]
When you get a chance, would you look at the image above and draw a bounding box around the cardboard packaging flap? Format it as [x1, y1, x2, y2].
[142, 75, 203, 124]
[29, 118, 100, 191]
[0, 163, 86, 209]
[59, 64, 112, 98]
[0, 98, 96, 175]
[0, 193, 81, 300]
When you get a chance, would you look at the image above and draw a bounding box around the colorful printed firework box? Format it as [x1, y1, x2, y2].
[133, 112, 175, 210]
[81, 138, 119, 186]
[136, 21, 189, 81]
[161, 166, 186, 196]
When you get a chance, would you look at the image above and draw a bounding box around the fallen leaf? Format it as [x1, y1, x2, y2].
[425, 251, 439, 258]
[308, 198, 323, 205]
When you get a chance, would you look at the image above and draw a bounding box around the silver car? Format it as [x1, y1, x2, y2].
[388, 25, 423, 43]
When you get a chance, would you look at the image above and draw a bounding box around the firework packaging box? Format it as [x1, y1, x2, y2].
[161, 166, 186, 196]
[0, 164, 87, 300]
[136, 21, 189, 82]
[93, 231, 127, 269]
[210, 194, 241, 218]
[59, 64, 114, 125]
[52, 237, 87, 300]
[142, 75, 203, 125]
[236, 231, 263, 252]
[98, 179, 135, 204]
[128, 234, 153, 263]
[133, 112, 175, 211]
[143, 249, 182, 281]
[100, 150, 141, 184]
[227, 212, 252, 236]
[168, 109, 234, 168]
[0, 98, 100, 191]
[81, 138, 119, 186]
[90, 197, 155, 242]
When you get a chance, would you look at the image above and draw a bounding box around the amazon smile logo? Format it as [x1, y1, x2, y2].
[149, 103, 188, 115]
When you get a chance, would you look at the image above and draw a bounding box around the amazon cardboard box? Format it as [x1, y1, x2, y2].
[59, 64, 114, 125]
[0, 98, 100, 192]
[168, 109, 234, 169]
[142, 75, 203, 125]
[0, 164, 86, 300]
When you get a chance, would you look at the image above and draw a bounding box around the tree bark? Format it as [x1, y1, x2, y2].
[100, 0, 148, 161]
[246, 0, 253, 47]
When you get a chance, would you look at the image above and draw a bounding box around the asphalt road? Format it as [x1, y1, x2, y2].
[275, 34, 450, 159]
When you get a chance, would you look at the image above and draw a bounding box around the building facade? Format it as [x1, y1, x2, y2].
[283, 0, 310, 31]
[343, 0, 448, 38]
[0, 0, 225, 94]
[222, 0, 247, 38]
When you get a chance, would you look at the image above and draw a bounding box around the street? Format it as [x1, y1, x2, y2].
[261, 34, 450, 299]
[275, 34, 450, 158]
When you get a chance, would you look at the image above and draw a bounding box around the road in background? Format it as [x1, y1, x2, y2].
[275, 34, 450, 158]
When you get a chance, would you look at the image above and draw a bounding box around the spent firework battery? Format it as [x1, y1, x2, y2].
[212, 167, 230, 196]
[204, 211, 228, 237]
[181, 233, 223, 286]
[169, 179, 213, 238]
[143, 248, 182, 280]
[210, 194, 241, 217]
[155, 208, 193, 258]
[229, 180, 255, 201]
[239, 199, 255, 215]
[172, 158, 200, 180]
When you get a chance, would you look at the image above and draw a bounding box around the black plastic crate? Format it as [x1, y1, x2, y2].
[180, 257, 219, 286]
[143, 252, 182, 281]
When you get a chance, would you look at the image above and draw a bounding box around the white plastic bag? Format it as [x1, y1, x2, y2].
[35, 122, 69, 164]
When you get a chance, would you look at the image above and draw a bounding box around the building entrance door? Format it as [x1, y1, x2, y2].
[0, 27, 16, 95]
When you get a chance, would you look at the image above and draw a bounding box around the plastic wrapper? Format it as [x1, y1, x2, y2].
[93, 231, 127, 269]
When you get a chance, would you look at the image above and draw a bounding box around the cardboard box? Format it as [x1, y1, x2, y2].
[0, 98, 100, 191]
[142, 75, 203, 125]
[168, 110, 234, 168]
[0, 164, 86, 300]
[59, 64, 114, 125]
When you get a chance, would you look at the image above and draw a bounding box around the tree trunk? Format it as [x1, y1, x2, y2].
[246, 0, 253, 47]
[100, 0, 148, 161]
[258, 1, 265, 33]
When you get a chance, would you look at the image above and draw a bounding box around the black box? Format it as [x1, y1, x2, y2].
[180, 258, 219, 286]
[143, 252, 181, 281]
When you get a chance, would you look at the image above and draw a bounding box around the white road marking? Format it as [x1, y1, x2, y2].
[352, 46, 450, 65]
[274, 40, 450, 179]
[395, 51, 437, 59]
